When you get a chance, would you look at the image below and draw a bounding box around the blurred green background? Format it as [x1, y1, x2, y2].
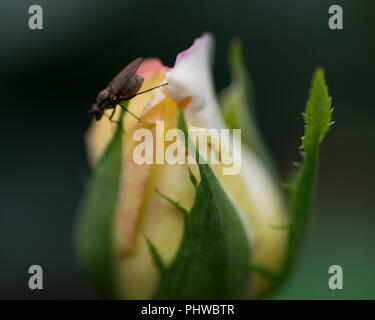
[0, 0, 374, 299]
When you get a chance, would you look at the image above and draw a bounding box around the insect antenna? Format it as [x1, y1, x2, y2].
[131, 82, 168, 99]
[116, 82, 168, 121]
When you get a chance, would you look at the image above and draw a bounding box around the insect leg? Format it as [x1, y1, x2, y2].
[109, 107, 116, 121]
[104, 108, 118, 124]
[118, 102, 140, 120]
[104, 107, 124, 131]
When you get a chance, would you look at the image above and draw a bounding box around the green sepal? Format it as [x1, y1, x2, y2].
[248, 262, 276, 280]
[272, 68, 333, 292]
[149, 109, 252, 299]
[155, 189, 188, 216]
[145, 235, 165, 272]
[187, 167, 198, 187]
[74, 106, 126, 299]
[219, 39, 276, 175]
[288, 68, 333, 255]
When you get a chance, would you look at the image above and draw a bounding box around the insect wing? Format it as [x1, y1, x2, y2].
[108, 57, 143, 94]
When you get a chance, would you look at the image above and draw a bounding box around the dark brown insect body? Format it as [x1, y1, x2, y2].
[89, 57, 144, 120]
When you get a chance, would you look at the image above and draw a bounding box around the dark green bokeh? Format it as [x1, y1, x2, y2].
[0, 0, 374, 299]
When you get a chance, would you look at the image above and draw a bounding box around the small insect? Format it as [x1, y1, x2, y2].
[89, 57, 167, 121]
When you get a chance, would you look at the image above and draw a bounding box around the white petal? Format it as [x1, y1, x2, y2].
[167, 33, 225, 130]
